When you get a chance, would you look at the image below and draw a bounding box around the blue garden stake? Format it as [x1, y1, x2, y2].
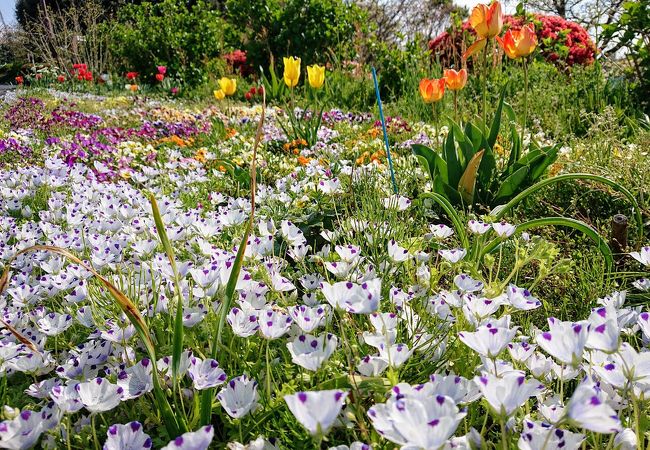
[372, 67, 398, 195]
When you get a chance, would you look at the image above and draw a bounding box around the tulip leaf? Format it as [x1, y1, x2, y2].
[458, 149, 485, 205]
[529, 145, 559, 180]
[494, 166, 529, 202]
[488, 83, 509, 148]
[412, 144, 436, 181]
[444, 127, 462, 188]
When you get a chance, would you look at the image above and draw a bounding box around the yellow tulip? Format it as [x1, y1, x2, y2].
[419, 78, 445, 103]
[213, 89, 225, 100]
[307, 64, 325, 89]
[470, 1, 503, 39]
[283, 56, 301, 88]
[218, 77, 237, 96]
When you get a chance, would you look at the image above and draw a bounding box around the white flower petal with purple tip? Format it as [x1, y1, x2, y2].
[103, 421, 152, 450]
[505, 285, 541, 311]
[187, 357, 227, 390]
[438, 249, 466, 264]
[0, 409, 45, 450]
[567, 382, 622, 433]
[467, 220, 491, 234]
[474, 371, 543, 417]
[217, 375, 259, 419]
[453, 274, 484, 293]
[161, 425, 214, 450]
[76, 377, 122, 413]
[629, 246, 650, 266]
[287, 333, 338, 371]
[117, 358, 154, 400]
[258, 308, 292, 339]
[458, 325, 517, 358]
[492, 221, 516, 238]
[428, 223, 454, 240]
[321, 279, 380, 314]
[536, 318, 590, 366]
[284, 389, 348, 436]
[518, 419, 583, 450]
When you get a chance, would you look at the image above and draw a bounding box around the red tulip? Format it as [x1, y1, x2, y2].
[84, 71, 93, 81]
[126, 72, 138, 80]
[257, 86, 265, 96]
[157, 66, 167, 75]
[155, 73, 165, 82]
[245, 92, 252, 101]
[15, 76, 23, 85]
[57, 75, 65, 83]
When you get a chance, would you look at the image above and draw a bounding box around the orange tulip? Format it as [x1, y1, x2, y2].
[470, 1, 503, 39]
[443, 69, 468, 91]
[419, 78, 445, 103]
[463, 1, 503, 59]
[496, 24, 538, 59]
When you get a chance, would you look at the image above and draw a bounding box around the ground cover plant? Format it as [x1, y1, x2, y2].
[1, 1, 650, 449]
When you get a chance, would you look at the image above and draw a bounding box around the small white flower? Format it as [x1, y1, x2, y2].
[217, 375, 259, 419]
[492, 221, 516, 238]
[629, 246, 650, 266]
[284, 390, 348, 436]
[438, 249, 466, 263]
[103, 421, 152, 450]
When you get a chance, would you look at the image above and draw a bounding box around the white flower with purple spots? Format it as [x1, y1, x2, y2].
[536, 318, 590, 366]
[187, 357, 227, 390]
[288, 304, 329, 333]
[459, 325, 517, 358]
[492, 221, 516, 238]
[103, 421, 152, 450]
[258, 308, 292, 339]
[382, 195, 411, 211]
[36, 312, 73, 336]
[518, 419, 584, 450]
[504, 285, 541, 311]
[76, 378, 123, 413]
[227, 306, 259, 337]
[586, 306, 620, 352]
[438, 249, 466, 264]
[468, 219, 492, 234]
[217, 375, 259, 419]
[367, 393, 466, 449]
[284, 390, 348, 436]
[475, 371, 543, 417]
[633, 278, 650, 291]
[428, 223, 454, 240]
[161, 426, 214, 450]
[387, 240, 410, 263]
[50, 382, 83, 413]
[321, 279, 381, 314]
[287, 333, 338, 371]
[116, 358, 154, 400]
[0, 409, 45, 450]
[453, 274, 484, 293]
[566, 382, 622, 433]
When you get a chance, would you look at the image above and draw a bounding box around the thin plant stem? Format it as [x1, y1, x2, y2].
[454, 90, 458, 123]
[521, 58, 529, 149]
[482, 43, 489, 129]
[433, 103, 440, 147]
[500, 417, 508, 450]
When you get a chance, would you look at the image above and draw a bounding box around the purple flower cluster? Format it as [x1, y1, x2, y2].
[322, 109, 373, 124]
[4, 98, 103, 132]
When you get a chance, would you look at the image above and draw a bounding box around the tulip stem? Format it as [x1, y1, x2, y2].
[482, 44, 488, 130]
[521, 58, 529, 149]
[454, 90, 458, 123]
[432, 103, 440, 147]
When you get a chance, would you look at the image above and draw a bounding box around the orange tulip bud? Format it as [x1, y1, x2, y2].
[496, 24, 538, 59]
[443, 69, 468, 91]
[469, 1, 503, 39]
[419, 78, 446, 103]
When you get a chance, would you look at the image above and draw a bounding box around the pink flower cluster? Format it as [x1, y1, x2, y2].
[429, 14, 596, 67]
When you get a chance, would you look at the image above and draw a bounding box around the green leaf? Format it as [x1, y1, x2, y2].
[412, 144, 436, 181]
[493, 166, 529, 202]
[444, 127, 462, 188]
[488, 83, 509, 148]
[529, 145, 559, 180]
[458, 150, 485, 205]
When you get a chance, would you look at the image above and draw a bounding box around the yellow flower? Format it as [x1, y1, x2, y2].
[307, 64, 325, 89]
[283, 57, 301, 88]
[218, 77, 237, 96]
[213, 89, 225, 101]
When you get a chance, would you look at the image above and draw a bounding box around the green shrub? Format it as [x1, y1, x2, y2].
[109, 0, 227, 86]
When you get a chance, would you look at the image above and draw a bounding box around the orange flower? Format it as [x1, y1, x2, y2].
[419, 78, 445, 103]
[443, 69, 468, 91]
[297, 156, 311, 166]
[463, 1, 503, 59]
[496, 24, 538, 59]
[470, 2, 503, 39]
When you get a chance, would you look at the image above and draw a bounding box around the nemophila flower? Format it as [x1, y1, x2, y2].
[387, 239, 410, 263]
[51, 382, 83, 413]
[438, 248, 466, 263]
[187, 356, 227, 390]
[287, 333, 338, 371]
[117, 358, 154, 400]
[536, 318, 590, 366]
[503, 285, 540, 310]
[161, 426, 214, 450]
[284, 390, 348, 436]
[283, 57, 301, 88]
[586, 307, 620, 352]
[321, 279, 381, 314]
[382, 195, 411, 211]
[629, 246, 650, 266]
[638, 311, 650, 340]
[459, 324, 517, 358]
[468, 219, 491, 234]
[227, 306, 259, 337]
[518, 419, 584, 450]
[633, 278, 650, 291]
[566, 382, 622, 433]
[592, 343, 650, 393]
[492, 221, 516, 238]
[428, 223, 454, 240]
[217, 375, 259, 419]
[454, 273, 483, 292]
[378, 343, 413, 368]
[425, 374, 482, 404]
[76, 378, 122, 413]
[475, 371, 543, 417]
[367, 393, 466, 449]
[288, 304, 329, 333]
[462, 294, 502, 325]
[419, 78, 445, 103]
[307, 64, 325, 89]
[507, 340, 536, 362]
[328, 443, 371, 450]
[443, 68, 468, 90]
[0, 409, 45, 450]
[497, 24, 538, 59]
[36, 312, 73, 336]
[358, 355, 390, 376]
[103, 421, 152, 450]
[525, 352, 554, 379]
[259, 308, 292, 339]
[613, 428, 637, 450]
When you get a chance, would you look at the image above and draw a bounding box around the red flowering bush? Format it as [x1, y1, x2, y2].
[223, 50, 253, 77]
[429, 14, 596, 68]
